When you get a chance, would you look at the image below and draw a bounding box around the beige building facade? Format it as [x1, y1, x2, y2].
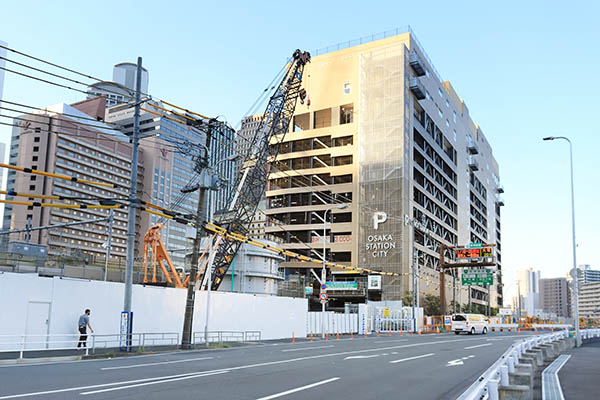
[266, 30, 503, 308]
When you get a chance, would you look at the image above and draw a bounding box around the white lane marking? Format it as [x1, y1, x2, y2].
[464, 343, 493, 350]
[100, 357, 213, 370]
[374, 339, 409, 343]
[344, 355, 379, 360]
[80, 371, 227, 395]
[256, 377, 340, 400]
[0, 337, 490, 399]
[391, 352, 398, 355]
[486, 338, 505, 341]
[0, 370, 221, 399]
[447, 359, 464, 366]
[281, 345, 334, 352]
[389, 353, 434, 364]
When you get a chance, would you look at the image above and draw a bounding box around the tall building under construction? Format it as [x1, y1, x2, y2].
[266, 28, 504, 309]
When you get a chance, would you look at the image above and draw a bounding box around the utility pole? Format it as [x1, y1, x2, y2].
[123, 56, 143, 351]
[181, 120, 213, 349]
[104, 209, 114, 281]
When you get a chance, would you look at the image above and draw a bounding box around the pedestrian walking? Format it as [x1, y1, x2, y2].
[77, 309, 94, 348]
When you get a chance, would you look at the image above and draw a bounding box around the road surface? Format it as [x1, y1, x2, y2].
[0, 331, 535, 399]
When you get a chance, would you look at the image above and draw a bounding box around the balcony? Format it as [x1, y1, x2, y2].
[409, 78, 426, 100]
[496, 195, 505, 207]
[409, 52, 426, 76]
[467, 155, 479, 171]
[466, 137, 479, 154]
[496, 184, 504, 194]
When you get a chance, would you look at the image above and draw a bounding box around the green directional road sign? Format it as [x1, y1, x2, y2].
[462, 269, 493, 286]
[468, 242, 483, 249]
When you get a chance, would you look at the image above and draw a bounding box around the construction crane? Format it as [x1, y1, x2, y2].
[142, 223, 184, 288]
[199, 49, 311, 290]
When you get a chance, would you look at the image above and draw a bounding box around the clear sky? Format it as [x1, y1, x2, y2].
[1, 0, 598, 304]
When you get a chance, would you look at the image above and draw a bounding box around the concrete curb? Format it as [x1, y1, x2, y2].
[0, 355, 81, 366]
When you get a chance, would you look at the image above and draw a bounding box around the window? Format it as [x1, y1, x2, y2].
[32, 156, 38, 162]
[453, 130, 457, 142]
[453, 111, 457, 123]
[29, 185, 35, 190]
[33, 146, 39, 152]
[314, 108, 332, 129]
[446, 119, 450, 127]
[343, 82, 351, 94]
[340, 104, 353, 124]
[30, 176, 36, 181]
[293, 113, 310, 132]
[34, 127, 41, 133]
[34, 137, 40, 143]
[446, 99, 450, 108]
[438, 88, 444, 98]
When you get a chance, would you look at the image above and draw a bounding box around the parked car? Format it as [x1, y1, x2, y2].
[452, 313, 489, 335]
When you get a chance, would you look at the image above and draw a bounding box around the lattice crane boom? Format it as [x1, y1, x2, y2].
[201, 49, 311, 290]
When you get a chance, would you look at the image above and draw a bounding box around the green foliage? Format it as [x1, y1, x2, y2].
[423, 294, 441, 316]
[402, 291, 414, 307]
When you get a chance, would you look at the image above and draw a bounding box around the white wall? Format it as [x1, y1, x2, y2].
[0, 272, 307, 348]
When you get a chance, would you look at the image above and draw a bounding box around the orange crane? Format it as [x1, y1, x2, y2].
[142, 223, 184, 288]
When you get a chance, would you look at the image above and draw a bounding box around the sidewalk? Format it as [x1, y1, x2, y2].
[558, 338, 600, 398]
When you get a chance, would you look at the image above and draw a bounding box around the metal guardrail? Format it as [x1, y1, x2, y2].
[192, 330, 261, 344]
[457, 330, 569, 400]
[0, 332, 179, 359]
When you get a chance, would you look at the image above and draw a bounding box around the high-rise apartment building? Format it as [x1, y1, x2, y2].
[2, 98, 143, 260]
[579, 282, 600, 318]
[105, 100, 237, 267]
[266, 28, 504, 307]
[539, 278, 571, 318]
[516, 268, 540, 316]
[577, 264, 600, 284]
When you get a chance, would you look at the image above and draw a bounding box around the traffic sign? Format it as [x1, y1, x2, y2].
[461, 269, 493, 286]
[468, 243, 482, 248]
[320, 293, 328, 301]
[321, 284, 327, 291]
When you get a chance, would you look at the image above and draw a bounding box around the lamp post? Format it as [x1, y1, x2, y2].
[543, 136, 580, 347]
[320, 203, 348, 338]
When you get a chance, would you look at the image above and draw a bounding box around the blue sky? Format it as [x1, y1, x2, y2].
[1, 1, 598, 303]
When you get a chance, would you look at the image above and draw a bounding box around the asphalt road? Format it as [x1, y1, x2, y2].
[0, 331, 535, 400]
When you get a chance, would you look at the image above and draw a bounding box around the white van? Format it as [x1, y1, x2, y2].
[452, 314, 489, 335]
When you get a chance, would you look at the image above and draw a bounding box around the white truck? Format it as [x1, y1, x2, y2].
[452, 313, 489, 335]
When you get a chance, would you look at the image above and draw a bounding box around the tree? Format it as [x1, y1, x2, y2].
[423, 294, 441, 316]
[402, 291, 413, 307]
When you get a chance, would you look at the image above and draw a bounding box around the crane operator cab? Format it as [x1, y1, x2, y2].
[452, 313, 489, 335]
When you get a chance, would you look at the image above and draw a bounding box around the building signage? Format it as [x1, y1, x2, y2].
[326, 281, 358, 291]
[455, 247, 494, 259]
[373, 212, 387, 230]
[461, 269, 494, 286]
[368, 275, 382, 290]
[365, 234, 396, 258]
[305, 286, 313, 295]
[498, 308, 512, 316]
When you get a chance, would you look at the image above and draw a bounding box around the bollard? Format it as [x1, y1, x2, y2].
[389, 327, 392, 337]
[292, 332, 295, 343]
[400, 329, 403, 336]
[535, 328, 538, 336]
[310, 333, 313, 342]
[487, 379, 499, 400]
[518, 328, 520, 336]
[350, 331, 354, 339]
[336, 332, 340, 340]
[326, 331, 329, 341]
[364, 329, 367, 338]
[500, 365, 509, 386]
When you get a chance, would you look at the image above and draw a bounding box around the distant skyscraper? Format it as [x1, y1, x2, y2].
[86, 62, 149, 108]
[540, 278, 571, 318]
[516, 268, 540, 315]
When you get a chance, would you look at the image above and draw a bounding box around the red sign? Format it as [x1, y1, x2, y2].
[455, 247, 493, 259]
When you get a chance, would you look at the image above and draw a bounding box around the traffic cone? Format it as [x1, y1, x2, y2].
[535, 328, 538, 336]
[436, 326, 440, 334]
[418, 330, 422, 336]
[389, 327, 392, 337]
[310, 333, 313, 342]
[364, 329, 367, 338]
[336, 332, 340, 340]
[377, 329, 380, 337]
[518, 328, 520, 337]
[326, 331, 329, 341]
[400, 329, 403, 336]
[292, 332, 295, 344]
[350, 331, 354, 339]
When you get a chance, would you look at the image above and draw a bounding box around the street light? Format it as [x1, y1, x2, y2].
[543, 136, 580, 347]
[320, 203, 348, 338]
